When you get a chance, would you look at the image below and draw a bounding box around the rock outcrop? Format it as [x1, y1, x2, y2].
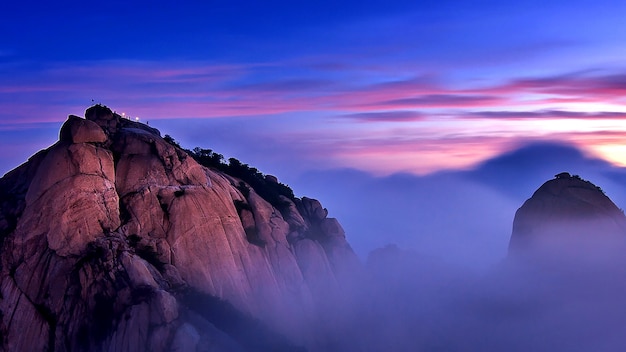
[509, 173, 626, 255]
[0, 105, 360, 351]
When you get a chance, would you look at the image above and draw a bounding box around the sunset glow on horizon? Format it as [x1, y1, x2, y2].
[2, 0, 626, 178]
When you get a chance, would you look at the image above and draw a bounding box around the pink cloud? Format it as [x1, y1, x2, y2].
[480, 72, 626, 104]
[374, 94, 502, 109]
[4, 59, 626, 154]
[465, 110, 626, 120]
[320, 134, 516, 175]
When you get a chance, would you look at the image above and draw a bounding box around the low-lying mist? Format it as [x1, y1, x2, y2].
[263, 142, 626, 351]
[294, 143, 626, 266]
[311, 230, 626, 352]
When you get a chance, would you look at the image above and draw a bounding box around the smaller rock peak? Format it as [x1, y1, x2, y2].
[85, 103, 115, 122]
[509, 174, 626, 255]
[554, 171, 571, 179]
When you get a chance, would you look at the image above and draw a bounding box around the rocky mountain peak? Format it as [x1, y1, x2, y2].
[508, 172, 626, 255]
[0, 105, 360, 351]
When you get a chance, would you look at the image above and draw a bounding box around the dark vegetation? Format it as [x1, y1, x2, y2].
[575, 175, 606, 194]
[180, 288, 307, 352]
[163, 135, 295, 210]
[554, 172, 606, 194]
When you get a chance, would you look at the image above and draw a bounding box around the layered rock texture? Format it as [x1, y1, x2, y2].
[0, 105, 360, 351]
[509, 172, 626, 254]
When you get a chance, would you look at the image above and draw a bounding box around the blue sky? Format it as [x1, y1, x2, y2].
[2, 0, 626, 179]
[3, 0, 626, 263]
[7, 7, 626, 346]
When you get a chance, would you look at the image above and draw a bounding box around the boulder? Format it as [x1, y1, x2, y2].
[59, 115, 107, 143]
[297, 197, 328, 222]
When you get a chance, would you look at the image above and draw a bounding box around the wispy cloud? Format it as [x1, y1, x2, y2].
[4, 58, 626, 124]
[467, 110, 626, 120]
[340, 111, 425, 122]
[378, 94, 502, 108]
[226, 78, 337, 93]
[487, 71, 626, 102]
[4, 57, 626, 176]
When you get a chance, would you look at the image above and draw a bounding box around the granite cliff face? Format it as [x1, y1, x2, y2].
[509, 172, 626, 254]
[0, 105, 360, 351]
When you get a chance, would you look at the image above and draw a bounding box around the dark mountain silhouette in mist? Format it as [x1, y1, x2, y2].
[346, 172, 626, 352]
[467, 142, 617, 199]
[509, 172, 626, 254]
[295, 141, 626, 266]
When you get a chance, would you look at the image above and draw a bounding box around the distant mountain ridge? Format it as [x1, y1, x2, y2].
[0, 105, 360, 351]
[466, 142, 617, 199]
[291, 142, 626, 262]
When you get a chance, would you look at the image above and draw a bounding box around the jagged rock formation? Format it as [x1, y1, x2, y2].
[0, 105, 360, 351]
[509, 172, 626, 254]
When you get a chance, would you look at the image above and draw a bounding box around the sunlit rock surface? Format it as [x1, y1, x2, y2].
[0, 105, 360, 351]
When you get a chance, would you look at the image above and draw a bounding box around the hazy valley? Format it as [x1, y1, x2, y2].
[2, 106, 626, 351]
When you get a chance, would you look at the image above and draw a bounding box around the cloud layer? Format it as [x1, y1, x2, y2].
[2, 0, 626, 178]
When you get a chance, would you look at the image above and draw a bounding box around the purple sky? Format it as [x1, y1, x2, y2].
[3, 0, 626, 269]
[7, 6, 626, 345]
[2, 0, 626, 180]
